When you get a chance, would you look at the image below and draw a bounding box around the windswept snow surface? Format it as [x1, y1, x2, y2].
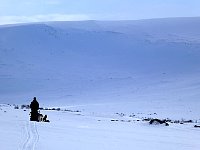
[0, 18, 200, 149]
[1, 105, 200, 150]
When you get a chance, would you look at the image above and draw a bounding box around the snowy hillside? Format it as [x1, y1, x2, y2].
[1, 17, 200, 150]
[0, 18, 200, 120]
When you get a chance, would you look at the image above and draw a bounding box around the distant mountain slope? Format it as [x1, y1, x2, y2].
[48, 17, 200, 42]
[0, 18, 200, 106]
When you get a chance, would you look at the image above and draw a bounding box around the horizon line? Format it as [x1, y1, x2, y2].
[1, 16, 200, 26]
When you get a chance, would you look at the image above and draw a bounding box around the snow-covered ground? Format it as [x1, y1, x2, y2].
[0, 104, 200, 150]
[1, 17, 200, 149]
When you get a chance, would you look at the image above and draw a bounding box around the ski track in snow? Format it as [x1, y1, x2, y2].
[21, 121, 39, 150]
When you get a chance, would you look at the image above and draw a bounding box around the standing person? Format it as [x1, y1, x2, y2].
[30, 97, 39, 121]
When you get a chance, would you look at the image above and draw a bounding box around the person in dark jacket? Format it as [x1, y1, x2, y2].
[30, 97, 39, 121]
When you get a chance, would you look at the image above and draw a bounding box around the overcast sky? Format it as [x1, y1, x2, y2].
[0, 0, 200, 24]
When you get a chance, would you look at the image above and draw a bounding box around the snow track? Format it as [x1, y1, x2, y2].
[22, 121, 39, 150]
